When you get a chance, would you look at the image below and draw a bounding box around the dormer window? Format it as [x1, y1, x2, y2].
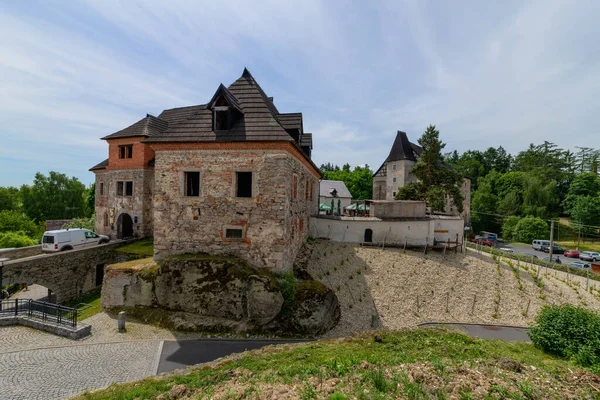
[213, 106, 229, 130]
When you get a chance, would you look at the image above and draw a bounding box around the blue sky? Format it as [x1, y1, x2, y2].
[1, 0, 599, 187]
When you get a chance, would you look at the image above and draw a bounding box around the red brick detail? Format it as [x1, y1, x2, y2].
[105, 136, 155, 170]
[148, 141, 320, 177]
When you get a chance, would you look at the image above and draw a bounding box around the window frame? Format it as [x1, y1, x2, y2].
[99, 182, 104, 196]
[180, 170, 202, 197]
[235, 171, 254, 198]
[118, 144, 133, 159]
[116, 180, 134, 197]
[213, 106, 230, 131]
[292, 174, 298, 199]
[223, 225, 246, 241]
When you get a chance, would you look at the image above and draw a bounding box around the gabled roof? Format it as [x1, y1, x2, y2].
[102, 115, 168, 140]
[207, 83, 242, 113]
[300, 133, 313, 149]
[89, 159, 108, 171]
[319, 180, 352, 199]
[278, 113, 303, 131]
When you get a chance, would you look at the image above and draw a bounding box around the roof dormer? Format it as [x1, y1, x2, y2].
[207, 84, 243, 131]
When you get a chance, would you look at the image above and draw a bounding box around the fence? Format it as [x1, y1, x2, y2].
[466, 243, 600, 283]
[0, 298, 78, 329]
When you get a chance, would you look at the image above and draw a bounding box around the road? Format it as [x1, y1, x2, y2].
[420, 323, 530, 342]
[492, 242, 584, 266]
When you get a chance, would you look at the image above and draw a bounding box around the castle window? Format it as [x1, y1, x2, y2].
[393, 191, 396, 197]
[184, 171, 200, 196]
[213, 106, 229, 131]
[393, 177, 397, 183]
[118, 144, 133, 159]
[236, 172, 253, 198]
[293, 174, 298, 199]
[117, 181, 133, 196]
[225, 229, 243, 239]
[392, 163, 397, 170]
[99, 182, 104, 196]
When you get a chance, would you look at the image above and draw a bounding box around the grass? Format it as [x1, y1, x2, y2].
[66, 286, 102, 320]
[556, 241, 600, 252]
[73, 328, 597, 400]
[116, 238, 154, 257]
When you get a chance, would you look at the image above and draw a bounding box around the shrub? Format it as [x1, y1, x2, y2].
[512, 216, 549, 244]
[62, 217, 95, 231]
[0, 231, 37, 248]
[278, 271, 297, 306]
[0, 210, 42, 238]
[529, 304, 600, 367]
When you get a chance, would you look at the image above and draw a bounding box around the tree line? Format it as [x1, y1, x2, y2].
[0, 172, 94, 248]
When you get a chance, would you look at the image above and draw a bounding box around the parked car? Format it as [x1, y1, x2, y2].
[569, 262, 590, 269]
[525, 253, 539, 259]
[472, 238, 494, 247]
[564, 249, 580, 258]
[541, 245, 565, 254]
[532, 239, 550, 251]
[580, 251, 600, 262]
[499, 247, 514, 253]
[42, 229, 110, 252]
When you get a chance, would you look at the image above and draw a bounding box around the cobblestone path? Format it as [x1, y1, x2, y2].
[0, 341, 161, 400]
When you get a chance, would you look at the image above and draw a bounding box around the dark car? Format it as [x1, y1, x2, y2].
[541, 245, 565, 254]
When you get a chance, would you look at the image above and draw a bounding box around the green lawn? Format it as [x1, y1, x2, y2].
[556, 241, 600, 252]
[74, 328, 599, 400]
[66, 286, 102, 321]
[115, 238, 154, 257]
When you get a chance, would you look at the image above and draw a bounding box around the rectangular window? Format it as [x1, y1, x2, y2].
[213, 109, 229, 130]
[393, 163, 397, 170]
[393, 177, 397, 183]
[184, 172, 200, 196]
[99, 182, 104, 196]
[293, 175, 298, 199]
[236, 172, 252, 198]
[225, 228, 243, 239]
[305, 178, 309, 200]
[310, 181, 314, 201]
[117, 181, 133, 196]
[118, 144, 133, 159]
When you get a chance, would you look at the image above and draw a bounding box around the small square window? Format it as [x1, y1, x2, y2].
[236, 172, 252, 198]
[225, 228, 243, 239]
[184, 172, 200, 196]
[118, 144, 133, 159]
[393, 192, 397, 197]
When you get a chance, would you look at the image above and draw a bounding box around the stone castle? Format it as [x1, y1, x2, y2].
[90, 68, 320, 272]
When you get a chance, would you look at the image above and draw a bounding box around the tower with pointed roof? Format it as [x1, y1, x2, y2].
[90, 68, 320, 271]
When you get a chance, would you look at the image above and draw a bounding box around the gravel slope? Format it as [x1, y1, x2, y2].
[303, 241, 600, 338]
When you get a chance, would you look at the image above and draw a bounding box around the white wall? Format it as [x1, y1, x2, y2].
[310, 216, 464, 246]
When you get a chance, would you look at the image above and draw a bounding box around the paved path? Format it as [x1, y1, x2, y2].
[9, 284, 48, 301]
[420, 322, 531, 342]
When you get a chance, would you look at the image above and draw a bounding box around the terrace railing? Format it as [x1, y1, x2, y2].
[0, 298, 78, 329]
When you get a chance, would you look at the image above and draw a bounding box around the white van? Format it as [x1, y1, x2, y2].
[41, 229, 110, 252]
[532, 239, 550, 251]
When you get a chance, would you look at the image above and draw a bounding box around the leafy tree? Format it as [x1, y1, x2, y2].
[482, 146, 512, 174]
[319, 163, 340, 173]
[497, 191, 521, 216]
[84, 183, 96, 218]
[0, 187, 21, 212]
[569, 196, 600, 231]
[62, 217, 95, 231]
[521, 174, 558, 219]
[563, 172, 600, 213]
[512, 216, 549, 243]
[322, 164, 373, 200]
[501, 215, 520, 241]
[0, 231, 37, 248]
[0, 210, 42, 238]
[21, 171, 87, 222]
[395, 125, 464, 213]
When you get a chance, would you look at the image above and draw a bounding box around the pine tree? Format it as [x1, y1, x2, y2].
[396, 125, 465, 213]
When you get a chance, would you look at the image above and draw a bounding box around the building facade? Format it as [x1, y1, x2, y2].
[319, 180, 352, 212]
[91, 69, 320, 272]
[373, 131, 470, 223]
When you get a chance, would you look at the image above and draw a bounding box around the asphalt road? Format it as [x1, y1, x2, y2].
[492, 242, 583, 266]
[157, 339, 308, 373]
[420, 323, 530, 342]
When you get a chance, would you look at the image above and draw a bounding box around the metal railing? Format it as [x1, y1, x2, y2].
[0, 298, 78, 328]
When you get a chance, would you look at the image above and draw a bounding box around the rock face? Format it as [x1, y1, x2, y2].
[102, 254, 339, 335]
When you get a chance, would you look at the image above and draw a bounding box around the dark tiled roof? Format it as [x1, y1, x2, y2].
[278, 113, 303, 131]
[300, 133, 313, 149]
[89, 158, 108, 171]
[158, 105, 206, 125]
[207, 84, 242, 113]
[386, 131, 418, 162]
[145, 68, 292, 143]
[102, 115, 168, 140]
[320, 180, 352, 198]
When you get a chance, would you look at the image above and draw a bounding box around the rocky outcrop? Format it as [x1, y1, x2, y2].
[102, 253, 339, 335]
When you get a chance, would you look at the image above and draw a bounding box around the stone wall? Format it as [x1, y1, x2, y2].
[0, 245, 42, 260]
[2, 242, 129, 303]
[370, 200, 426, 219]
[94, 168, 154, 239]
[153, 148, 318, 272]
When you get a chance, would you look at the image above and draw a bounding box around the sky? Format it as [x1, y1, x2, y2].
[1, 0, 599, 187]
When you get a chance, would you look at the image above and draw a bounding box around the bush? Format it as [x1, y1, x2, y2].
[512, 216, 549, 244]
[0, 210, 42, 238]
[62, 217, 95, 231]
[278, 271, 297, 305]
[501, 216, 520, 241]
[0, 231, 37, 248]
[529, 304, 600, 367]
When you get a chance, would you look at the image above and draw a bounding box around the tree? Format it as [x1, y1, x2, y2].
[21, 171, 87, 222]
[521, 174, 558, 219]
[395, 125, 464, 213]
[512, 216, 549, 244]
[84, 183, 96, 218]
[321, 164, 373, 200]
[563, 172, 600, 213]
[569, 196, 600, 231]
[501, 216, 520, 241]
[0, 231, 37, 248]
[0, 210, 42, 238]
[0, 187, 21, 212]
